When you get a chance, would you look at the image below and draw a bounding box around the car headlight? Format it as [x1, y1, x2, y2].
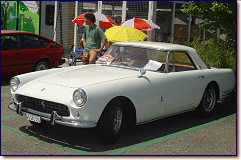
[73, 88, 87, 107]
[10, 77, 20, 92]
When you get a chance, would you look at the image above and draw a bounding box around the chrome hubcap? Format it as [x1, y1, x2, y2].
[113, 107, 122, 133]
[203, 88, 216, 112]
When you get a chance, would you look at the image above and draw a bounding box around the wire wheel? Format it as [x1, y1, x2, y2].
[203, 88, 216, 112]
[98, 100, 123, 143]
[196, 83, 218, 116]
[113, 107, 122, 133]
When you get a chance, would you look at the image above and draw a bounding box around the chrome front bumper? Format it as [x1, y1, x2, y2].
[8, 103, 96, 128]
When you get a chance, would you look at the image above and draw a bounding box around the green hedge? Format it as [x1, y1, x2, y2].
[190, 37, 236, 72]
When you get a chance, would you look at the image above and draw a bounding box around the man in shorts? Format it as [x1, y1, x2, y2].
[82, 12, 107, 65]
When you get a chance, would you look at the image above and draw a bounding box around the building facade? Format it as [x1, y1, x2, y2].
[2, 1, 201, 51]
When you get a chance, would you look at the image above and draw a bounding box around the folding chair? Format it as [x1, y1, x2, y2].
[67, 45, 83, 66]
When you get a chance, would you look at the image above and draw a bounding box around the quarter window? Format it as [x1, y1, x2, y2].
[168, 52, 196, 72]
[1, 35, 19, 51]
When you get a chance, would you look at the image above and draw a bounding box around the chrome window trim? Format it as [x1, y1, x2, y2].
[165, 51, 170, 73]
[172, 52, 175, 72]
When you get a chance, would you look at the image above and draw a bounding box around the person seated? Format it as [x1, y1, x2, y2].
[128, 48, 163, 71]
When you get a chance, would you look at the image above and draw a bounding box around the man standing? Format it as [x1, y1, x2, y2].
[82, 13, 107, 65]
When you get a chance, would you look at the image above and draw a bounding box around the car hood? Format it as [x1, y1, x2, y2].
[39, 65, 139, 88]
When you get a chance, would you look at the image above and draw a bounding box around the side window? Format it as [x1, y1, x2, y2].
[146, 49, 167, 71]
[146, 50, 168, 63]
[168, 52, 196, 72]
[19, 34, 50, 49]
[1, 35, 19, 51]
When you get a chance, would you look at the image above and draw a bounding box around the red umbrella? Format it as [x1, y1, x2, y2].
[120, 18, 160, 31]
[72, 12, 117, 29]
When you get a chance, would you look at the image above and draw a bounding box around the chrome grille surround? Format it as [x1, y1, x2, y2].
[17, 94, 70, 117]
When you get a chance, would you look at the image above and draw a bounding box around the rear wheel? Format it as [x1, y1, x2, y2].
[34, 61, 50, 71]
[196, 84, 218, 116]
[98, 100, 123, 143]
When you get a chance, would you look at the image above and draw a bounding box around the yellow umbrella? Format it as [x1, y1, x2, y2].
[104, 26, 147, 42]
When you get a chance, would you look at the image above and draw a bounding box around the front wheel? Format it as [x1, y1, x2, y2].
[196, 84, 218, 116]
[98, 100, 123, 143]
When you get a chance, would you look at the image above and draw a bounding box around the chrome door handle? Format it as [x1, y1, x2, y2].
[199, 76, 205, 79]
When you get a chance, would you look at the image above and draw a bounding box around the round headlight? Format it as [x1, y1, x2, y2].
[73, 89, 87, 107]
[10, 77, 20, 92]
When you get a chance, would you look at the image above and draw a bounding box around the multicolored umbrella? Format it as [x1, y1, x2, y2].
[120, 18, 160, 31]
[104, 26, 147, 42]
[72, 12, 117, 29]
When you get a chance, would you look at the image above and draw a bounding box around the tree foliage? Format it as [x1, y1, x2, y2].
[182, 1, 236, 54]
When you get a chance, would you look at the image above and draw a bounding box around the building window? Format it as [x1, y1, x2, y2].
[46, 5, 55, 25]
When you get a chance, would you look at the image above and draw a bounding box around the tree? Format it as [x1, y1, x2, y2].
[182, 1, 236, 54]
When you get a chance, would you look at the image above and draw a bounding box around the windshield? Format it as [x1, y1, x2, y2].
[96, 45, 168, 72]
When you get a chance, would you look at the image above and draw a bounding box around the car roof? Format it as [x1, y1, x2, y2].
[1, 30, 63, 46]
[112, 41, 208, 70]
[1, 30, 34, 34]
[112, 41, 196, 52]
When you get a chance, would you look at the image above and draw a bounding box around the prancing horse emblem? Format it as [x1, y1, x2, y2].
[41, 101, 45, 108]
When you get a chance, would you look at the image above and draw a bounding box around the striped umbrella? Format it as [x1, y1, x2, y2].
[120, 18, 160, 31]
[72, 12, 117, 29]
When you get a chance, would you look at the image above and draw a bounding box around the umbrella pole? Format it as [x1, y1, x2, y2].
[53, 1, 58, 41]
[73, 1, 78, 51]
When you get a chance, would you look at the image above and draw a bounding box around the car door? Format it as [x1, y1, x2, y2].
[164, 51, 205, 114]
[18, 34, 51, 72]
[135, 49, 168, 123]
[1, 34, 22, 75]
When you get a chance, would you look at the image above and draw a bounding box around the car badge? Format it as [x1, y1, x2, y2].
[41, 88, 45, 91]
[41, 101, 46, 108]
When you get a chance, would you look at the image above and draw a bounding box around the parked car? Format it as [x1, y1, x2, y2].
[1, 30, 65, 76]
[8, 41, 235, 143]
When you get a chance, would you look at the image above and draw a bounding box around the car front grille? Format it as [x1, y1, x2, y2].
[17, 95, 70, 116]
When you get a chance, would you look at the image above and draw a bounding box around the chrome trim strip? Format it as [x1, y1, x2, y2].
[165, 51, 170, 73]
[8, 103, 96, 128]
[222, 90, 236, 96]
[136, 108, 195, 126]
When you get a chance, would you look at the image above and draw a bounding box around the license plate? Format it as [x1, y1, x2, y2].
[26, 114, 41, 123]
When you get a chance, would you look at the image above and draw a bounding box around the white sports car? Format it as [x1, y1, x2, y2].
[9, 41, 235, 143]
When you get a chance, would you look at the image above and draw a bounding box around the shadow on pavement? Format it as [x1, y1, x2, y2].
[18, 96, 236, 154]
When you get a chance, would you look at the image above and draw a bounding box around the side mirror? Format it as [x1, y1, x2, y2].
[139, 67, 146, 76]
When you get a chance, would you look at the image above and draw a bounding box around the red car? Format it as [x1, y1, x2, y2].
[1, 30, 65, 76]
